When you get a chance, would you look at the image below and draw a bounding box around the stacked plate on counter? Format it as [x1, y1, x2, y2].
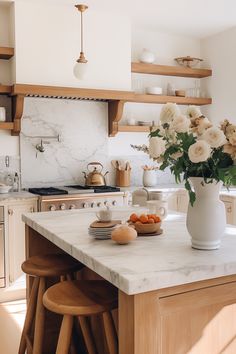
[88, 220, 121, 240]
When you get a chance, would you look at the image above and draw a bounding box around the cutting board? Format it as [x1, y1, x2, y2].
[90, 220, 122, 228]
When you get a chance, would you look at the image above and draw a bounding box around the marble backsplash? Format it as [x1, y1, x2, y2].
[20, 97, 174, 188]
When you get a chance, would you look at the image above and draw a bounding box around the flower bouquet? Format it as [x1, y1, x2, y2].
[132, 103, 236, 205]
[132, 103, 236, 249]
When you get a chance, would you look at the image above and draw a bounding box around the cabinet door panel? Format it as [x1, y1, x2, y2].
[8, 202, 36, 283]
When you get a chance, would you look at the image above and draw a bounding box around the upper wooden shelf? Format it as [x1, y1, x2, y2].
[0, 85, 12, 94]
[0, 47, 14, 60]
[0, 122, 14, 130]
[131, 62, 212, 78]
[118, 125, 150, 133]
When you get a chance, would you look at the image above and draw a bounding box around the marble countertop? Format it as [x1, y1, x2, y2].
[0, 191, 38, 202]
[23, 207, 236, 295]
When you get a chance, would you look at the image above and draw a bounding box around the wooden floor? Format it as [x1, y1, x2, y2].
[0, 299, 26, 354]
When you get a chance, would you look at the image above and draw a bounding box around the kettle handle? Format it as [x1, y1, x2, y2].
[87, 162, 103, 172]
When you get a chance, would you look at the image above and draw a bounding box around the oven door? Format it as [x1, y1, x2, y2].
[0, 223, 5, 288]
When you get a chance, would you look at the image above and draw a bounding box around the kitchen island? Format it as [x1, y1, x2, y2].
[23, 208, 236, 354]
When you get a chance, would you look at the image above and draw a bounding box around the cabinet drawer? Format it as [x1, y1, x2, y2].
[224, 201, 234, 225]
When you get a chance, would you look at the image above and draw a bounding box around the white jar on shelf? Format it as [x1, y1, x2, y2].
[142, 170, 157, 187]
[0, 107, 6, 121]
[139, 49, 155, 64]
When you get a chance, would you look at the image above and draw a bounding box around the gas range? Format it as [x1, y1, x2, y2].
[29, 185, 121, 196]
[28, 185, 128, 212]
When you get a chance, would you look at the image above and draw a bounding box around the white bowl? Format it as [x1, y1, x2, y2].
[0, 185, 12, 194]
[146, 87, 163, 95]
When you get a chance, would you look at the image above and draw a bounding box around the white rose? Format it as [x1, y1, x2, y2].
[229, 132, 236, 146]
[188, 140, 211, 163]
[202, 127, 227, 148]
[172, 115, 190, 133]
[160, 103, 180, 125]
[149, 137, 166, 159]
[186, 105, 202, 119]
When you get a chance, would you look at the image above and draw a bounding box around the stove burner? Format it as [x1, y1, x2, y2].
[66, 185, 121, 193]
[29, 187, 68, 196]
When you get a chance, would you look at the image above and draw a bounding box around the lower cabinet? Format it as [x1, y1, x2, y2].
[7, 199, 37, 284]
[220, 195, 236, 225]
[167, 190, 189, 213]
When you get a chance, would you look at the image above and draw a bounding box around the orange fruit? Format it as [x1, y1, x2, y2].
[147, 218, 155, 224]
[139, 214, 149, 224]
[154, 215, 161, 223]
[130, 213, 139, 223]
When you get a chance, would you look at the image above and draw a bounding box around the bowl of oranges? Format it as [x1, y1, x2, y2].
[128, 213, 162, 235]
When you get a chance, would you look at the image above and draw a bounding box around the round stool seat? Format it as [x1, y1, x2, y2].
[22, 254, 83, 277]
[43, 280, 118, 316]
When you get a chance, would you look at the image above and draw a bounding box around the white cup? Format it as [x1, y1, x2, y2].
[146, 200, 168, 219]
[96, 208, 112, 222]
[0, 107, 6, 122]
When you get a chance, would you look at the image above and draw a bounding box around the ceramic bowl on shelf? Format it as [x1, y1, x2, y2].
[146, 87, 163, 95]
[0, 184, 12, 194]
[139, 49, 155, 64]
[175, 90, 186, 97]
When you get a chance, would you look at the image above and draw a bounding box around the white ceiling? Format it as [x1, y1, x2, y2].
[85, 0, 236, 39]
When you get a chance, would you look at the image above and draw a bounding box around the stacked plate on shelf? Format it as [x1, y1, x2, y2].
[88, 220, 121, 240]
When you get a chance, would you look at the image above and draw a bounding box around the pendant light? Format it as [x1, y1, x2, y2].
[74, 4, 88, 80]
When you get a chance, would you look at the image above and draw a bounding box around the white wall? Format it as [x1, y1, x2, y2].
[201, 27, 236, 124]
[14, 0, 131, 90]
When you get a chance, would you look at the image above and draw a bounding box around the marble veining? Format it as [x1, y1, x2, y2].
[20, 97, 175, 188]
[0, 191, 38, 202]
[23, 208, 236, 295]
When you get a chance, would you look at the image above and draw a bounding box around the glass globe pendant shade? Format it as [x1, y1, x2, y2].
[73, 60, 88, 80]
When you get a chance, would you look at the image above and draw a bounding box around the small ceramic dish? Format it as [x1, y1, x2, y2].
[146, 87, 163, 95]
[0, 185, 12, 194]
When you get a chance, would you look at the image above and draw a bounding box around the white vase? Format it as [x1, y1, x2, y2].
[139, 48, 155, 64]
[143, 170, 157, 187]
[186, 177, 226, 250]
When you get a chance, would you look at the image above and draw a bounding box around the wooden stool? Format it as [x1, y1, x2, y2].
[19, 254, 84, 354]
[43, 280, 118, 354]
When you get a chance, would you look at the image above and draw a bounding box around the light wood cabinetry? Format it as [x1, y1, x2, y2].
[220, 194, 236, 225]
[167, 189, 189, 213]
[168, 189, 236, 225]
[7, 199, 37, 283]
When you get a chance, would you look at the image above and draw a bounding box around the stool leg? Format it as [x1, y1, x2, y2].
[102, 312, 118, 354]
[78, 316, 97, 354]
[56, 315, 74, 354]
[18, 277, 39, 354]
[33, 277, 46, 354]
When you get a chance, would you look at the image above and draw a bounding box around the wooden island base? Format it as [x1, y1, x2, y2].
[26, 226, 236, 354]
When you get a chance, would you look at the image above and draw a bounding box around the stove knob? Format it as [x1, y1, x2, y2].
[69, 204, 76, 210]
[60, 203, 66, 210]
[104, 201, 109, 206]
[112, 200, 117, 206]
[82, 202, 88, 209]
[97, 202, 102, 207]
[49, 205, 56, 211]
[91, 202, 96, 208]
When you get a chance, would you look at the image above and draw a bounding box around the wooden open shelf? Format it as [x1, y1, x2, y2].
[9, 84, 212, 136]
[131, 62, 212, 78]
[0, 85, 12, 94]
[118, 125, 151, 133]
[0, 122, 14, 130]
[129, 94, 211, 106]
[0, 47, 14, 60]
